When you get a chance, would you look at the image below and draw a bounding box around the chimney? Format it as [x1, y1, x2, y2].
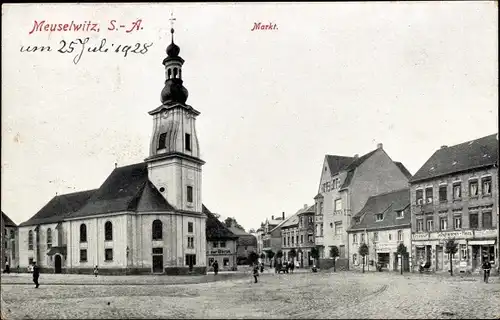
[271, 215, 274, 220]
[377, 143, 383, 149]
[282, 212, 285, 219]
[353, 154, 359, 158]
[441, 145, 448, 149]
[115, 162, 118, 168]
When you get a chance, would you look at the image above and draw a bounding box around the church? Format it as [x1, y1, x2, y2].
[16, 23, 216, 275]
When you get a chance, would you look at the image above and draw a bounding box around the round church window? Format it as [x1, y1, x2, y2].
[159, 187, 165, 193]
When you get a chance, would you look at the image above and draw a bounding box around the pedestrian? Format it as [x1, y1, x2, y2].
[94, 265, 99, 277]
[253, 263, 259, 283]
[260, 262, 264, 273]
[482, 257, 491, 283]
[32, 262, 40, 288]
[3, 261, 10, 274]
[289, 261, 295, 274]
[213, 260, 219, 276]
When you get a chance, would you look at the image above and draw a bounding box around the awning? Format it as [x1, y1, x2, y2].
[47, 246, 67, 256]
[468, 240, 496, 246]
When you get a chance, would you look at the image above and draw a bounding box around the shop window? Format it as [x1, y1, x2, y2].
[223, 258, 229, 266]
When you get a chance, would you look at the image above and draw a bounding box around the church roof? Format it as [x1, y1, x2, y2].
[2, 211, 17, 227]
[69, 162, 176, 218]
[19, 189, 96, 227]
[203, 205, 239, 240]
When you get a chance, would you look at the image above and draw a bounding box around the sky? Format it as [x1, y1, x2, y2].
[1, 2, 498, 232]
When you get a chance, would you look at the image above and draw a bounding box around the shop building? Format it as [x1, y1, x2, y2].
[204, 206, 238, 271]
[348, 189, 412, 271]
[410, 133, 498, 273]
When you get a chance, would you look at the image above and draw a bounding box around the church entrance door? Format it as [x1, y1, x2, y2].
[54, 255, 62, 274]
[152, 248, 164, 273]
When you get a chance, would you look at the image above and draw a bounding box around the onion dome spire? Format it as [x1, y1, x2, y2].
[161, 13, 189, 105]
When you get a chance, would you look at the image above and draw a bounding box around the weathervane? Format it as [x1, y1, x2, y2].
[169, 12, 176, 42]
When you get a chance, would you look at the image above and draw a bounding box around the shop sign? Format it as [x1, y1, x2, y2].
[209, 249, 231, 255]
[412, 233, 430, 240]
[473, 229, 496, 238]
[375, 243, 397, 253]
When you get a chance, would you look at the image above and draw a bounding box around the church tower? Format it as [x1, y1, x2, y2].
[145, 22, 205, 213]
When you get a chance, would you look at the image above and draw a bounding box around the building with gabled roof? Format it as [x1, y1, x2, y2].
[409, 133, 498, 273]
[2, 211, 18, 271]
[281, 204, 316, 267]
[313, 142, 411, 270]
[203, 205, 239, 271]
[16, 23, 214, 275]
[348, 188, 411, 271]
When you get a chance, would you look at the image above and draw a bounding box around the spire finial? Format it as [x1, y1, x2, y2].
[169, 12, 176, 43]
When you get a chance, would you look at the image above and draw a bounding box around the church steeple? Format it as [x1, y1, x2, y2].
[145, 14, 204, 213]
[160, 14, 188, 105]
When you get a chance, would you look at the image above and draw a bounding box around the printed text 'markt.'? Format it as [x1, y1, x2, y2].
[29, 20, 100, 35]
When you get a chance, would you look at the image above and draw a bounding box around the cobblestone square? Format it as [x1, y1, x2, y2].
[1, 271, 499, 319]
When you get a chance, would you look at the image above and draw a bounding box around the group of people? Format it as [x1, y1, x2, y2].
[274, 260, 295, 273]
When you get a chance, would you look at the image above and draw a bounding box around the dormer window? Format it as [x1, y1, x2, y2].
[185, 133, 192, 151]
[158, 133, 167, 150]
[376, 214, 384, 221]
[396, 210, 404, 219]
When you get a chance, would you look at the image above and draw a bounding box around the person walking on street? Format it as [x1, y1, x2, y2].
[93, 265, 99, 277]
[482, 257, 491, 283]
[32, 262, 40, 288]
[3, 261, 10, 274]
[213, 260, 219, 276]
[253, 263, 259, 283]
[260, 262, 264, 273]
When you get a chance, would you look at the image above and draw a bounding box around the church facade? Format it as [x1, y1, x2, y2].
[17, 25, 210, 275]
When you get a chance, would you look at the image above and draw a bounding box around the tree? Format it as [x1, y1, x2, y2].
[289, 248, 297, 264]
[266, 250, 275, 260]
[445, 238, 459, 276]
[396, 243, 408, 275]
[247, 251, 259, 265]
[359, 243, 369, 273]
[330, 246, 340, 272]
[249, 228, 256, 234]
[224, 217, 244, 230]
[311, 246, 320, 267]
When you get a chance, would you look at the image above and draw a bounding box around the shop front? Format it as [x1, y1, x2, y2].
[206, 244, 237, 271]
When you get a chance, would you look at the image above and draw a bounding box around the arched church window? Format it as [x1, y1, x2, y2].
[105, 221, 113, 241]
[28, 230, 33, 250]
[167, 68, 172, 79]
[47, 228, 52, 249]
[80, 224, 87, 243]
[152, 220, 162, 240]
[173, 68, 178, 79]
[158, 133, 167, 150]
